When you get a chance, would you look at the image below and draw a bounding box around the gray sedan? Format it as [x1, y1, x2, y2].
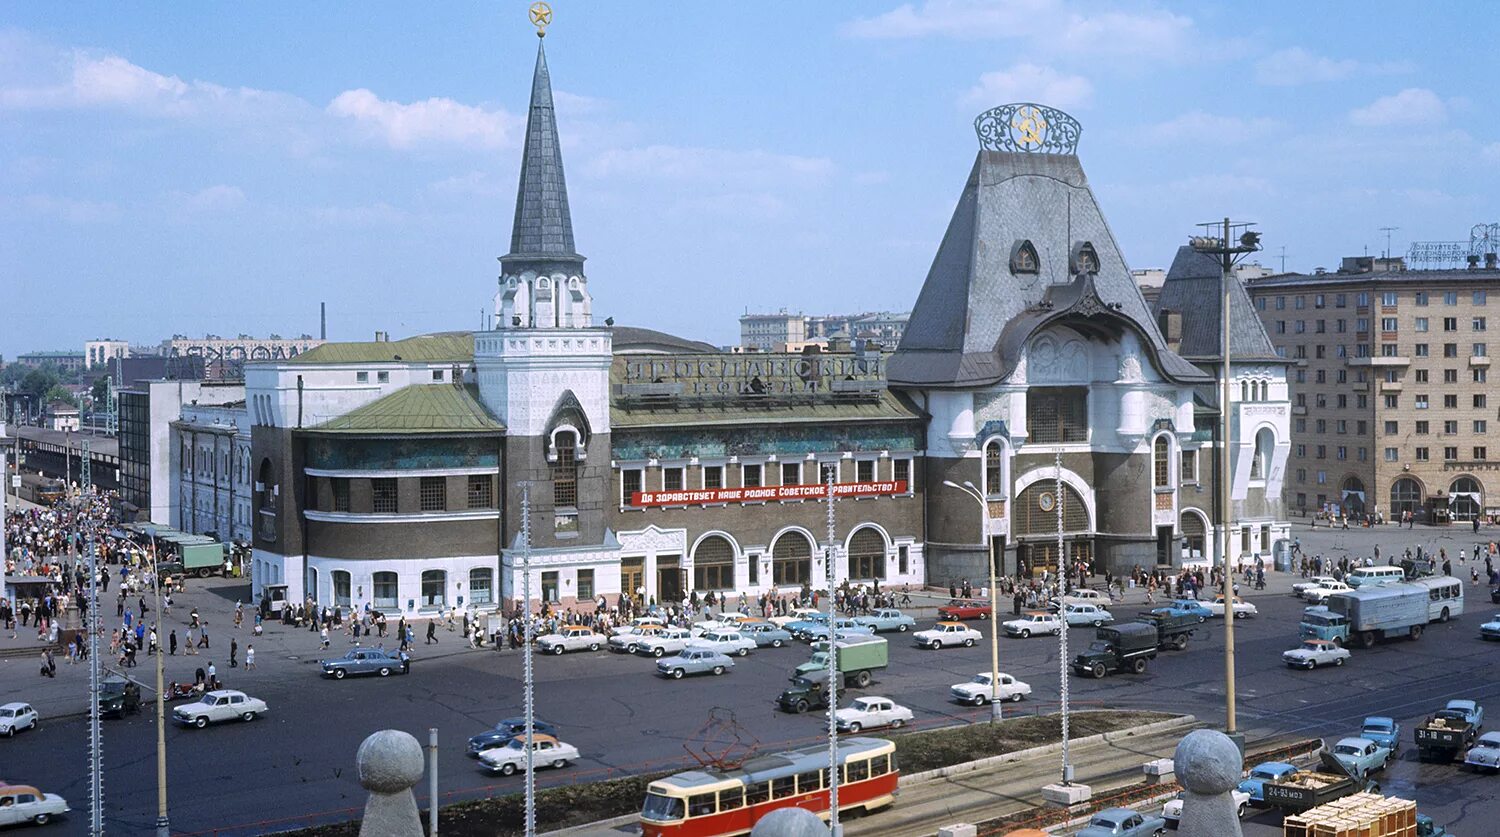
[655, 649, 735, 680]
[739, 622, 793, 648]
[854, 608, 917, 633]
[320, 648, 408, 679]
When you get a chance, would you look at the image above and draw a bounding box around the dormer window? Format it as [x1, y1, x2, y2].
[1010, 240, 1040, 275]
[1070, 241, 1100, 275]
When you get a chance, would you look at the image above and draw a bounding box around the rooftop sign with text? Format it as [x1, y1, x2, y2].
[631, 480, 907, 507]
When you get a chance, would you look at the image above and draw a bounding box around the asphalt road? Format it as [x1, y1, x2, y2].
[7, 576, 1500, 835]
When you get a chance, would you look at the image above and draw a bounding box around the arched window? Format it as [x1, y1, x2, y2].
[421, 570, 447, 608]
[306, 567, 320, 604]
[1451, 476, 1483, 521]
[1153, 436, 1171, 488]
[984, 440, 1004, 498]
[332, 570, 352, 608]
[1010, 240, 1040, 274]
[257, 458, 275, 507]
[1390, 478, 1423, 518]
[1015, 482, 1090, 536]
[1259, 381, 1269, 401]
[693, 536, 736, 591]
[1070, 241, 1100, 275]
[372, 572, 398, 609]
[1251, 428, 1274, 480]
[1179, 511, 1206, 561]
[552, 430, 578, 508]
[1240, 381, 1250, 402]
[1341, 476, 1367, 515]
[469, 568, 493, 606]
[771, 531, 813, 587]
[847, 528, 887, 580]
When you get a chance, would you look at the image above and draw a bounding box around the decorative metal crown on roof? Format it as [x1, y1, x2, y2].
[974, 103, 1081, 154]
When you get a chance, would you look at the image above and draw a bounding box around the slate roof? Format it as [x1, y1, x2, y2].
[1153, 246, 1283, 362]
[609, 325, 717, 354]
[888, 151, 1208, 388]
[503, 42, 583, 271]
[308, 385, 503, 434]
[288, 332, 474, 365]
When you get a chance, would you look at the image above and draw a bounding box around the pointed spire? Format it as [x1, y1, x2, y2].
[505, 41, 581, 266]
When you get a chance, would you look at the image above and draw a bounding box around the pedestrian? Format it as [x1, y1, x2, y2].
[230, 638, 239, 668]
[207, 660, 218, 688]
[426, 620, 438, 644]
[198, 625, 210, 648]
[320, 625, 330, 650]
[245, 644, 256, 670]
[169, 630, 178, 656]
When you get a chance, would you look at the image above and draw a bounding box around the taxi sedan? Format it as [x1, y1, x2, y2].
[537, 625, 607, 655]
[478, 734, 579, 776]
[1003, 611, 1063, 638]
[913, 621, 982, 649]
[834, 696, 913, 733]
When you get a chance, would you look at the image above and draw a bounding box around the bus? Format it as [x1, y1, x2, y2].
[639, 737, 897, 837]
[1409, 575, 1464, 623]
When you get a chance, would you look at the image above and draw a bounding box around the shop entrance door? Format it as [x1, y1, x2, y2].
[621, 558, 644, 604]
[656, 555, 682, 604]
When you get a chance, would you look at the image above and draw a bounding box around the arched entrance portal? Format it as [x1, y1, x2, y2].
[1014, 482, 1092, 579]
[1450, 476, 1483, 522]
[1341, 476, 1367, 516]
[1390, 477, 1422, 520]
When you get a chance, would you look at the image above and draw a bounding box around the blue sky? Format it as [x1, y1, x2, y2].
[3, 1, 1497, 357]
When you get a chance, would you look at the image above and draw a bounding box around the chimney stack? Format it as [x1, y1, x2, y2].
[320, 302, 327, 340]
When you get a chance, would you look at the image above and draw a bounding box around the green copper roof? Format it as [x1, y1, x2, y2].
[289, 332, 474, 365]
[612, 388, 923, 429]
[310, 385, 503, 434]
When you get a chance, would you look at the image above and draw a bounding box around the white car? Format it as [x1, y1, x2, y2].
[537, 625, 607, 655]
[608, 624, 665, 653]
[835, 696, 914, 733]
[634, 627, 696, 658]
[950, 672, 1032, 706]
[1303, 580, 1352, 603]
[478, 734, 580, 776]
[688, 630, 756, 657]
[1004, 611, 1063, 638]
[1062, 588, 1108, 607]
[0, 703, 37, 737]
[171, 690, 269, 728]
[1283, 639, 1352, 670]
[1063, 603, 1114, 627]
[1464, 731, 1500, 772]
[0, 784, 69, 827]
[1292, 576, 1340, 597]
[609, 616, 665, 636]
[1204, 595, 1259, 619]
[1162, 788, 1249, 823]
[913, 622, 982, 649]
[770, 607, 822, 628]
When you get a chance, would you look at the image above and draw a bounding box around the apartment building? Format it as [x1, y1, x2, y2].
[1246, 256, 1500, 523]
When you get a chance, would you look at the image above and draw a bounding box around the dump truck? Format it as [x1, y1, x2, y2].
[1263, 748, 1375, 814]
[1072, 622, 1158, 678]
[1319, 582, 1436, 648]
[792, 636, 888, 688]
[1132, 610, 1198, 651]
[1415, 701, 1482, 762]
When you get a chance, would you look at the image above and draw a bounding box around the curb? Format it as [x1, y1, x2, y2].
[898, 714, 1199, 786]
[541, 812, 639, 836]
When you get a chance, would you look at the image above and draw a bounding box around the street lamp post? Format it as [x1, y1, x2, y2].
[150, 541, 170, 837]
[943, 480, 1003, 721]
[823, 467, 842, 837]
[519, 484, 536, 837]
[1190, 218, 1261, 746]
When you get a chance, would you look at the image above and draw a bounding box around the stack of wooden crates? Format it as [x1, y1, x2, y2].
[1282, 792, 1418, 837]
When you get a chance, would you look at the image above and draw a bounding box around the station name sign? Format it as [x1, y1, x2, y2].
[632, 480, 907, 507]
[621, 355, 883, 396]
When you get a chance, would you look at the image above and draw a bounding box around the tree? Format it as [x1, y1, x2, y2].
[91, 377, 109, 403]
[20, 368, 59, 400]
[43, 385, 77, 407]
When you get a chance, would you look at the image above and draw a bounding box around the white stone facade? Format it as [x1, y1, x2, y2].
[170, 402, 253, 544]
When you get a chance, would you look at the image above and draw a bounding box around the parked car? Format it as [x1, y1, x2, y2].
[769, 607, 822, 628]
[634, 627, 696, 658]
[98, 676, 141, 717]
[1329, 737, 1392, 779]
[656, 648, 735, 679]
[320, 648, 406, 679]
[1238, 761, 1299, 802]
[834, 696, 914, 733]
[1152, 599, 1212, 622]
[937, 599, 994, 620]
[536, 625, 607, 655]
[609, 616, 665, 636]
[0, 703, 37, 737]
[739, 621, 793, 648]
[1283, 639, 1351, 669]
[913, 621, 983, 649]
[467, 718, 559, 757]
[1304, 580, 1353, 603]
[1205, 595, 1258, 619]
[1293, 576, 1340, 597]
[1447, 698, 1485, 728]
[1003, 611, 1063, 638]
[1075, 806, 1167, 837]
[688, 630, 757, 657]
[1480, 613, 1500, 640]
[1463, 730, 1500, 772]
[608, 624, 666, 653]
[854, 608, 917, 633]
[171, 690, 268, 728]
[0, 783, 69, 827]
[1063, 603, 1114, 627]
[1360, 716, 1401, 752]
[950, 672, 1031, 706]
[802, 618, 876, 643]
[1162, 788, 1249, 824]
[785, 613, 831, 639]
[477, 734, 579, 776]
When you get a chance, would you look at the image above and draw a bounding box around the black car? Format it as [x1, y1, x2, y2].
[467, 718, 559, 756]
[99, 677, 141, 718]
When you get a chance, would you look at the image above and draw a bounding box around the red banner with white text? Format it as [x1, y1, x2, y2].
[631, 480, 908, 508]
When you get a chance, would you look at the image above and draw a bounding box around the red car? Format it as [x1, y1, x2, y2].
[937, 599, 994, 620]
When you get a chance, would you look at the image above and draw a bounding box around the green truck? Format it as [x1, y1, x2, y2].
[179, 543, 223, 578]
[776, 670, 834, 714]
[1072, 622, 1159, 678]
[792, 636, 888, 688]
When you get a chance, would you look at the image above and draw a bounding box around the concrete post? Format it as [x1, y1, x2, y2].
[356, 730, 426, 837]
[748, 808, 830, 836]
[1172, 728, 1245, 837]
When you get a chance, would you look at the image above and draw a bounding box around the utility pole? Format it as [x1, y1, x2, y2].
[152, 539, 169, 837]
[1055, 450, 1072, 785]
[520, 484, 536, 837]
[823, 468, 842, 837]
[83, 441, 103, 836]
[942, 479, 1003, 721]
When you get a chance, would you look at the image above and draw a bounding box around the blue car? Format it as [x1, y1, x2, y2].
[319, 648, 407, 679]
[466, 718, 559, 757]
[854, 608, 917, 633]
[1075, 806, 1168, 836]
[739, 622, 793, 648]
[1151, 599, 1212, 623]
[802, 619, 876, 642]
[1238, 761, 1298, 802]
[1361, 716, 1401, 752]
[785, 613, 831, 640]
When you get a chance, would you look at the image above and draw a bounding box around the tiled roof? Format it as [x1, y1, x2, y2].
[504, 42, 582, 268]
[287, 333, 474, 365]
[1154, 246, 1282, 362]
[611, 388, 923, 429]
[309, 385, 502, 434]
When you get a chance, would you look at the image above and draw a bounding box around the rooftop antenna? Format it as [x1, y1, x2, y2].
[1278, 246, 1289, 274]
[1379, 227, 1399, 260]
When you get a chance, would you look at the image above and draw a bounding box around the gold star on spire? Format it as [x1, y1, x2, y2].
[529, 2, 553, 38]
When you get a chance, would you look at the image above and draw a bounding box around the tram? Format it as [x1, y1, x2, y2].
[17, 473, 66, 506]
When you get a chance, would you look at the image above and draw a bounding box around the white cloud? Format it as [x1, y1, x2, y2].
[1139, 111, 1279, 144]
[963, 64, 1092, 109]
[174, 185, 246, 213]
[19, 194, 120, 223]
[327, 89, 520, 150]
[583, 145, 833, 187]
[1254, 47, 1412, 87]
[1349, 88, 1446, 127]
